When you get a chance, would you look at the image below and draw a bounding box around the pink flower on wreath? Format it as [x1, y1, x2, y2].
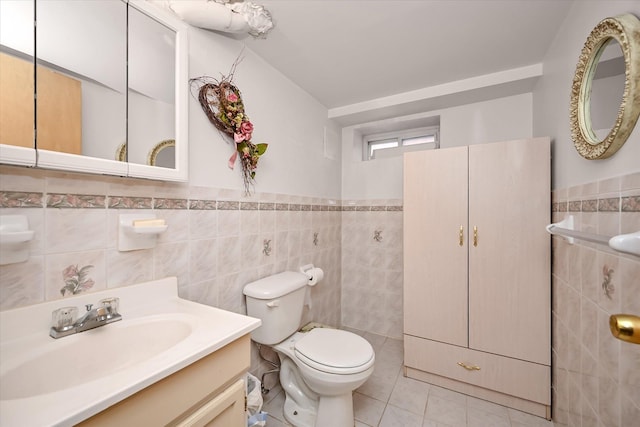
[227, 92, 238, 102]
[234, 121, 254, 143]
[241, 120, 253, 137]
[234, 132, 247, 143]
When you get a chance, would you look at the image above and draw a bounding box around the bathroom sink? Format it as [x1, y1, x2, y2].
[0, 314, 193, 400]
[0, 277, 261, 427]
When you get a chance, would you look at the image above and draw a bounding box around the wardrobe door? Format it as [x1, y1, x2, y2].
[468, 138, 550, 365]
[403, 147, 469, 347]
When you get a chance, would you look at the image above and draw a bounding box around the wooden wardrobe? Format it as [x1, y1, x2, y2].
[403, 137, 551, 418]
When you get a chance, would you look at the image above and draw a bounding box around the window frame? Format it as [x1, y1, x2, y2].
[364, 126, 439, 160]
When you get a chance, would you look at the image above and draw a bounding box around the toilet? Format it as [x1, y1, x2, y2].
[243, 271, 375, 427]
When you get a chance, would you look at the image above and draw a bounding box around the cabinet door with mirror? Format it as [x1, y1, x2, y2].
[0, 0, 36, 166]
[0, 0, 188, 181]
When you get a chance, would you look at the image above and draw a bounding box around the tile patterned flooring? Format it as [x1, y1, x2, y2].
[261, 332, 555, 427]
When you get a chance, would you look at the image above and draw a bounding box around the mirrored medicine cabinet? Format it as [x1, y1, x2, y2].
[0, 0, 188, 181]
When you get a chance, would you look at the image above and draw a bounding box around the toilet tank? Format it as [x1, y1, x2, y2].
[243, 271, 309, 345]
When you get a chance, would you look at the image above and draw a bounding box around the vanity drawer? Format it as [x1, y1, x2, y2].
[404, 335, 549, 404]
[78, 334, 250, 426]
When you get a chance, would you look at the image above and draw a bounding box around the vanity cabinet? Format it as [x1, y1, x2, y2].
[403, 138, 551, 418]
[78, 334, 250, 427]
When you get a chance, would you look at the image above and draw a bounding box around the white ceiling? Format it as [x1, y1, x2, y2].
[241, 0, 574, 124]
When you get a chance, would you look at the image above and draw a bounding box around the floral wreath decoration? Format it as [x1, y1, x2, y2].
[190, 59, 267, 195]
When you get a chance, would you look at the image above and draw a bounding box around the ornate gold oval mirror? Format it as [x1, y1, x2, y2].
[147, 139, 175, 168]
[570, 13, 640, 159]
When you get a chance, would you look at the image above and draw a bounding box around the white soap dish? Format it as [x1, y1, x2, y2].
[0, 215, 35, 265]
[118, 214, 168, 252]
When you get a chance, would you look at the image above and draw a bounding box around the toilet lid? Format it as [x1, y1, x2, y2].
[294, 328, 374, 374]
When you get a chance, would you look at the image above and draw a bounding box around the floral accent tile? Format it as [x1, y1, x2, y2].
[218, 200, 239, 210]
[0, 191, 43, 208]
[557, 201, 568, 212]
[189, 199, 217, 210]
[601, 265, 615, 300]
[240, 202, 259, 210]
[598, 197, 620, 212]
[108, 196, 153, 209]
[47, 193, 106, 208]
[582, 199, 598, 212]
[153, 198, 188, 209]
[60, 264, 95, 296]
[568, 200, 581, 212]
[621, 196, 640, 212]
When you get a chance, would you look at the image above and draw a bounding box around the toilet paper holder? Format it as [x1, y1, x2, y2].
[300, 264, 324, 286]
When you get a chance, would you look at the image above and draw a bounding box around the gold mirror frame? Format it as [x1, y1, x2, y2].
[569, 13, 640, 160]
[147, 139, 175, 166]
[115, 143, 127, 162]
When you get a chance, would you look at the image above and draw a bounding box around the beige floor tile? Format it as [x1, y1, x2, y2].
[427, 384, 468, 405]
[354, 392, 387, 427]
[379, 404, 423, 427]
[466, 395, 509, 418]
[388, 375, 431, 415]
[467, 406, 510, 427]
[424, 395, 467, 426]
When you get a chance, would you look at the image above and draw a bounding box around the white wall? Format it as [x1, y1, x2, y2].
[341, 93, 533, 200]
[533, 1, 640, 190]
[189, 28, 342, 199]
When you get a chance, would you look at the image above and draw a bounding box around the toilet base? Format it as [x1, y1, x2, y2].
[283, 393, 317, 427]
[279, 355, 356, 427]
[316, 393, 355, 427]
[280, 357, 318, 427]
[283, 391, 354, 427]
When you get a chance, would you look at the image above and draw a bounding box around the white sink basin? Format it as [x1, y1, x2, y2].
[1, 314, 193, 400]
[0, 277, 261, 427]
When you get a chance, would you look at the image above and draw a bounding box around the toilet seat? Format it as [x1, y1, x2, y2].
[293, 328, 374, 375]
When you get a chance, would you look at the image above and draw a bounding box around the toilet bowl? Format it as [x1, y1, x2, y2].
[243, 271, 375, 427]
[275, 329, 374, 426]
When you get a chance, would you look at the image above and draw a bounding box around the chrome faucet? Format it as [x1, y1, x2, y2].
[50, 298, 122, 339]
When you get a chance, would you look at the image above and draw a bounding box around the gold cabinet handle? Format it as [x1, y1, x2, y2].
[610, 314, 640, 345]
[459, 226, 464, 246]
[473, 226, 478, 247]
[457, 361, 481, 371]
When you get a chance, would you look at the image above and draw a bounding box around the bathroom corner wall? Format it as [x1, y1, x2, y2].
[341, 200, 404, 339]
[550, 171, 640, 427]
[0, 165, 342, 334]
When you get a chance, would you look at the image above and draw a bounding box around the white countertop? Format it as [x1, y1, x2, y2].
[0, 277, 261, 427]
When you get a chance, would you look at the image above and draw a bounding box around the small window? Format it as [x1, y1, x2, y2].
[403, 134, 436, 146]
[368, 138, 398, 159]
[364, 126, 439, 160]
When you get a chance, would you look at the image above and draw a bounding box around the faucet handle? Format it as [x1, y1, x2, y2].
[100, 297, 120, 315]
[52, 306, 78, 331]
